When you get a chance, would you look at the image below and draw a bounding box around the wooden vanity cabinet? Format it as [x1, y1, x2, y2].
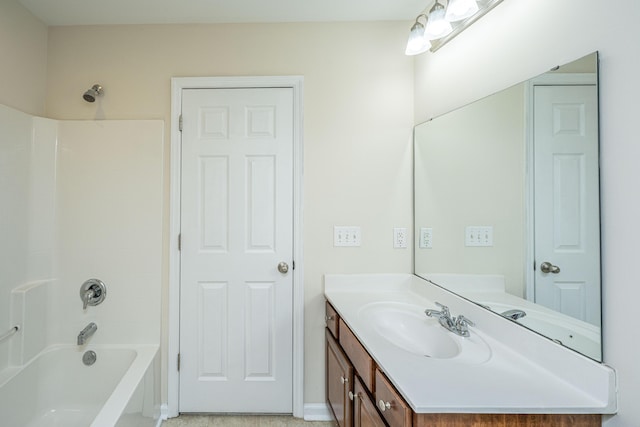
[326, 329, 354, 427]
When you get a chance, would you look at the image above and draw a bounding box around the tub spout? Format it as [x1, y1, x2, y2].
[77, 322, 97, 345]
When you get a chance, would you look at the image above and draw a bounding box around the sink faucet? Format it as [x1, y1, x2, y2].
[77, 322, 97, 345]
[425, 302, 475, 337]
[501, 309, 527, 320]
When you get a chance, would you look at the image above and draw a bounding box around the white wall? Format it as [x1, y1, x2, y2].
[0, 105, 33, 369]
[414, 1, 640, 425]
[50, 120, 164, 346]
[45, 22, 415, 405]
[0, 105, 57, 369]
[0, 111, 163, 369]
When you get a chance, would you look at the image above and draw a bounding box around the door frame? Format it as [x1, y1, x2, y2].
[167, 76, 304, 418]
[524, 72, 597, 301]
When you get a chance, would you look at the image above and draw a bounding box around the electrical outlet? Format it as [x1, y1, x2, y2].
[334, 226, 361, 247]
[465, 226, 493, 247]
[393, 227, 408, 249]
[419, 227, 433, 249]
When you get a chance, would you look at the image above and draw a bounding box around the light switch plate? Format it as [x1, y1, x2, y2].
[334, 226, 361, 247]
[465, 226, 493, 247]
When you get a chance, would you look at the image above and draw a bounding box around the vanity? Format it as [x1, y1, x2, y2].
[324, 274, 615, 427]
[323, 51, 616, 427]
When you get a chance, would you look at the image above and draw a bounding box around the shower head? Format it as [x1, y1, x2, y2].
[83, 84, 103, 103]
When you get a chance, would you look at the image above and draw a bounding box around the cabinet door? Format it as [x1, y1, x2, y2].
[354, 376, 386, 427]
[326, 329, 353, 427]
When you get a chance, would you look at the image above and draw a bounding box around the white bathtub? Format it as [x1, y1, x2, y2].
[0, 344, 160, 427]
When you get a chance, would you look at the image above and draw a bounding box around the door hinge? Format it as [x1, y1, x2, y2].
[177, 353, 181, 371]
[292, 260, 295, 270]
[178, 233, 181, 251]
[179, 114, 183, 132]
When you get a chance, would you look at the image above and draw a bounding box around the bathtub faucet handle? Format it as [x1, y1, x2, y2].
[80, 279, 107, 310]
[82, 289, 93, 310]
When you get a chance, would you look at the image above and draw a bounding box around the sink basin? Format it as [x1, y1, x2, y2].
[360, 304, 459, 358]
[358, 302, 491, 363]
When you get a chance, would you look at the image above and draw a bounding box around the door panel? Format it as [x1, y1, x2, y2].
[533, 84, 600, 326]
[179, 87, 294, 413]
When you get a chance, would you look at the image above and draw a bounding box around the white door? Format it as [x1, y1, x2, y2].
[533, 84, 601, 326]
[179, 88, 294, 412]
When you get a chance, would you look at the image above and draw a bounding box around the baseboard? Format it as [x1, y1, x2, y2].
[159, 402, 331, 422]
[303, 403, 333, 421]
[160, 403, 169, 420]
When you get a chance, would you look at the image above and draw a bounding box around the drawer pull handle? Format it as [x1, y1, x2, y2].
[340, 376, 349, 384]
[325, 315, 334, 322]
[348, 391, 355, 401]
[378, 399, 391, 412]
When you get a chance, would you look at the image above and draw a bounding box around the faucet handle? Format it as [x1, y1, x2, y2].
[454, 315, 475, 337]
[434, 302, 450, 316]
[455, 315, 475, 327]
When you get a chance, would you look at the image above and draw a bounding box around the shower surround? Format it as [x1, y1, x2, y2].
[0, 104, 164, 426]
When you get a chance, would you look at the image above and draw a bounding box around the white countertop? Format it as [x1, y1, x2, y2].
[324, 274, 616, 414]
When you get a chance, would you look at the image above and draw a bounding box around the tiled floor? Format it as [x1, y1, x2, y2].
[162, 414, 337, 427]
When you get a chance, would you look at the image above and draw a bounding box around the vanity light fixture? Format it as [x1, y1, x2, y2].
[405, 0, 505, 53]
[405, 15, 431, 56]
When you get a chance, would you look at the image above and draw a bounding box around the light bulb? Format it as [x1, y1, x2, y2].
[405, 19, 431, 56]
[425, 1, 453, 40]
[445, 0, 479, 22]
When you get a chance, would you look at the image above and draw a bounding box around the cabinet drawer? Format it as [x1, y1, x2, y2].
[325, 301, 339, 338]
[375, 368, 412, 427]
[339, 319, 375, 391]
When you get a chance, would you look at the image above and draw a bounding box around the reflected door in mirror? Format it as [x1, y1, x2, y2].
[533, 84, 601, 327]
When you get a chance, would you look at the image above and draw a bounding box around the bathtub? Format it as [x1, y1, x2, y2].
[0, 344, 160, 427]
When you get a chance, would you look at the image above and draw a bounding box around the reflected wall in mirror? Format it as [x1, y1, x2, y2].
[414, 52, 602, 361]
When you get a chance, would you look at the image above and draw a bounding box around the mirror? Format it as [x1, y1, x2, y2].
[414, 52, 602, 361]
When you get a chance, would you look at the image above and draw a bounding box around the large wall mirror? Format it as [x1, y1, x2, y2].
[414, 52, 602, 361]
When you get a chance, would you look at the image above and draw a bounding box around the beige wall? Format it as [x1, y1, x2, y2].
[46, 22, 415, 405]
[0, 0, 48, 116]
[414, 1, 640, 425]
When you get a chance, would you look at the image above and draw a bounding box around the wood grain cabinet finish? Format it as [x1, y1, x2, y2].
[413, 413, 601, 427]
[375, 369, 412, 427]
[339, 318, 375, 391]
[353, 376, 386, 427]
[326, 302, 339, 339]
[326, 329, 354, 427]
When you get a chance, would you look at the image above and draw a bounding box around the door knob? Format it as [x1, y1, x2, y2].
[277, 262, 289, 274]
[540, 261, 561, 274]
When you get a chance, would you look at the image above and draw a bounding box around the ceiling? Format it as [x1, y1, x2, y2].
[18, 0, 425, 26]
